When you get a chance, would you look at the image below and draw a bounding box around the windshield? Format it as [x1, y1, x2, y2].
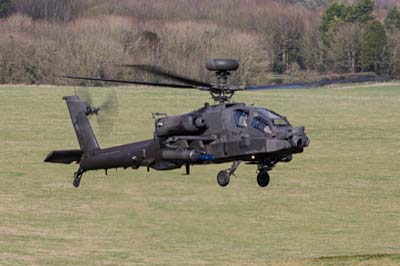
[251, 116, 270, 134]
[256, 108, 288, 126]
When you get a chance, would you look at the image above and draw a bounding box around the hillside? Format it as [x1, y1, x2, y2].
[1, 0, 400, 86]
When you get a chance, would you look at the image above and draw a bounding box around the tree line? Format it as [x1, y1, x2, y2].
[0, 0, 399, 85]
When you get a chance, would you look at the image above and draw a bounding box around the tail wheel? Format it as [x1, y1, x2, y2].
[73, 176, 81, 188]
[73, 168, 84, 188]
[217, 170, 230, 187]
[257, 170, 270, 187]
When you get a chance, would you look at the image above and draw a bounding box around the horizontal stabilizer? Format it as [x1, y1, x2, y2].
[44, 149, 83, 164]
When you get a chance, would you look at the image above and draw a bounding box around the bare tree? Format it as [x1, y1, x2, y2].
[386, 29, 400, 77]
[327, 22, 362, 73]
[259, 4, 306, 73]
[299, 12, 326, 72]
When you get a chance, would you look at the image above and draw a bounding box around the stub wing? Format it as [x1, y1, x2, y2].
[44, 149, 83, 164]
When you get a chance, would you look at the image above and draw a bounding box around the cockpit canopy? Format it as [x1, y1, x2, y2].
[233, 107, 289, 134]
[254, 108, 289, 127]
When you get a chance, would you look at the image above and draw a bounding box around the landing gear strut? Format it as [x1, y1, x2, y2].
[216, 161, 241, 187]
[73, 168, 85, 188]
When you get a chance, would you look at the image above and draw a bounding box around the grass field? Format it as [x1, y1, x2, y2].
[0, 84, 399, 266]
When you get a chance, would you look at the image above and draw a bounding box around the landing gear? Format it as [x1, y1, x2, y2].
[215, 161, 272, 187]
[257, 170, 270, 187]
[217, 170, 230, 187]
[216, 161, 241, 187]
[73, 168, 85, 188]
[256, 163, 272, 188]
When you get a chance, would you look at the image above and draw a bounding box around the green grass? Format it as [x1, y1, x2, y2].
[0, 83, 399, 266]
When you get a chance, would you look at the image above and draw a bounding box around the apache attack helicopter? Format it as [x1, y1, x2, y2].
[45, 59, 312, 188]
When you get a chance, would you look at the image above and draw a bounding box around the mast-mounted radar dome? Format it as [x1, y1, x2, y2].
[206, 59, 240, 72]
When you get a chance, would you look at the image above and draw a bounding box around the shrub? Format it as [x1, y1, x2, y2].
[0, 0, 15, 18]
[15, 0, 88, 22]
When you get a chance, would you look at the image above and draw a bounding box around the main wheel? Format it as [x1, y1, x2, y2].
[257, 171, 270, 187]
[217, 170, 230, 187]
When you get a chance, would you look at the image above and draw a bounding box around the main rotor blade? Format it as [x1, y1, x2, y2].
[61, 75, 202, 89]
[244, 76, 389, 91]
[121, 64, 212, 88]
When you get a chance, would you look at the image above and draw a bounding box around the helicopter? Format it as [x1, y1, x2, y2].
[45, 58, 312, 188]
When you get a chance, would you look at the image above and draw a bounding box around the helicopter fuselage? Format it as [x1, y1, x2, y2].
[77, 101, 309, 173]
[46, 58, 311, 188]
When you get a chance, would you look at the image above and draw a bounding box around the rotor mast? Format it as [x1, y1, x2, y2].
[206, 59, 240, 104]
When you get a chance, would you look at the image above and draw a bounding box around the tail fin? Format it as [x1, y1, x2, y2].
[63, 96, 100, 154]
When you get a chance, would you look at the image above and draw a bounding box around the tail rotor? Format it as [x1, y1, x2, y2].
[77, 87, 119, 138]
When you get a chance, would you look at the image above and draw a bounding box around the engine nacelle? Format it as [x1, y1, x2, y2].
[155, 114, 206, 137]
